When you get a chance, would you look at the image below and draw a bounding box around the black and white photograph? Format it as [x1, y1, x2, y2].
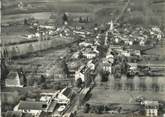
[1, 0, 165, 117]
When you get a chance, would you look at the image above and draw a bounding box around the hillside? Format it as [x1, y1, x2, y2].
[1, 0, 165, 28]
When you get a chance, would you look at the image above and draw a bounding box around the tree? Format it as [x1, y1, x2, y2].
[76, 78, 83, 88]
[28, 44, 34, 53]
[1, 58, 9, 79]
[41, 83, 47, 89]
[11, 47, 17, 57]
[27, 78, 34, 86]
[40, 75, 46, 83]
[63, 13, 68, 23]
[79, 16, 83, 23]
[23, 74, 27, 87]
[61, 60, 69, 77]
[101, 71, 109, 82]
[18, 67, 27, 87]
[24, 18, 28, 25]
[83, 103, 90, 113]
[86, 17, 89, 23]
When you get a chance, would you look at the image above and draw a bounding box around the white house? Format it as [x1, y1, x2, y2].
[121, 50, 131, 57]
[5, 71, 23, 87]
[83, 53, 96, 59]
[82, 48, 97, 59]
[142, 100, 159, 117]
[132, 50, 141, 56]
[39, 25, 55, 30]
[139, 40, 145, 46]
[79, 42, 93, 47]
[115, 38, 119, 44]
[27, 34, 35, 40]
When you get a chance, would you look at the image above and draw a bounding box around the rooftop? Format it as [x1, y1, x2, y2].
[60, 87, 72, 98]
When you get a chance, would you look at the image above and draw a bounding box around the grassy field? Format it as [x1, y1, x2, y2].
[9, 47, 69, 79]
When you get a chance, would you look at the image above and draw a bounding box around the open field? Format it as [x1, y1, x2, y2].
[88, 87, 165, 104]
[2, 12, 52, 24]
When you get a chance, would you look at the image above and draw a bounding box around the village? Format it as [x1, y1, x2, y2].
[1, 0, 165, 117]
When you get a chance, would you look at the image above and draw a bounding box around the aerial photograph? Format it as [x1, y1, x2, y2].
[1, 0, 165, 117]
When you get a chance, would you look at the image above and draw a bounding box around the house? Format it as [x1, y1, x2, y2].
[79, 42, 92, 47]
[67, 60, 82, 78]
[18, 101, 48, 117]
[114, 38, 119, 44]
[39, 25, 55, 30]
[131, 50, 141, 56]
[56, 87, 73, 105]
[82, 52, 97, 59]
[5, 71, 24, 87]
[71, 51, 80, 59]
[128, 63, 138, 71]
[82, 48, 97, 59]
[121, 50, 131, 57]
[73, 30, 86, 35]
[139, 40, 145, 46]
[75, 65, 86, 83]
[102, 59, 112, 73]
[27, 34, 35, 40]
[142, 100, 159, 117]
[106, 54, 114, 64]
[127, 63, 138, 76]
[87, 60, 95, 71]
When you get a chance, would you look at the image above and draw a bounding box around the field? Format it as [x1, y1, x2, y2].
[77, 113, 147, 117]
[9, 47, 70, 80]
[88, 87, 165, 104]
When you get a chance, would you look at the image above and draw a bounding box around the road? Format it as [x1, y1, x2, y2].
[65, 89, 82, 114]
